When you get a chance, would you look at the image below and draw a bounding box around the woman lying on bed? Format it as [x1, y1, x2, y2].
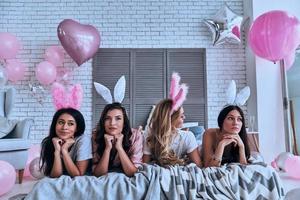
[143, 98, 202, 167]
[40, 108, 92, 178]
[202, 105, 251, 167]
[143, 73, 201, 167]
[92, 103, 143, 177]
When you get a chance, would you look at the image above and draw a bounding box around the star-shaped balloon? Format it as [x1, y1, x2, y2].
[203, 4, 244, 46]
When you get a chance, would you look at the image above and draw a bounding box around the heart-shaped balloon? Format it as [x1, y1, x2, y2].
[57, 19, 101, 66]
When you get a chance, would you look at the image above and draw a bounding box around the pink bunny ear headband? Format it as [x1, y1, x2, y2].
[169, 72, 188, 114]
[51, 82, 83, 110]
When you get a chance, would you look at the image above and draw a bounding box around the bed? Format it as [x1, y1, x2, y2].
[24, 162, 284, 200]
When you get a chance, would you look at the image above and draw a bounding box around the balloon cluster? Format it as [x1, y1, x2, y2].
[248, 10, 300, 69]
[35, 46, 63, 86]
[0, 32, 27, 83]
[33, 19, 100, 107]
[32, 46, 63, 105]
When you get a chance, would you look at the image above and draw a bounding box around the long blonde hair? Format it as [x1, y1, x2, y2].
[146, 99, 185, 167]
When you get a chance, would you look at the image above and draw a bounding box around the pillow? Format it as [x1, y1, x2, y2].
[182, 122, 199, 128]
[0, 117, 18, 138]
[188, 126, 205, 145]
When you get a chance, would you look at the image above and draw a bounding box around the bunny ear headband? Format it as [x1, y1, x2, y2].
[94, 76, 126, 104]
[169, 72, 188, 113]
[51, 82, 83, 110]
[225, 80, 250, 106]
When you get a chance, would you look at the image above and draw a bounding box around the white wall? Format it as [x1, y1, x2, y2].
[247, 0, 300, 163]
[0, 0, 247, 144]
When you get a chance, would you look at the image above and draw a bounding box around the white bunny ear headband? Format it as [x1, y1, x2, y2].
[225, 80, 250, 106]
[169, 72, 188, 113]
[94, 76, 126, 104]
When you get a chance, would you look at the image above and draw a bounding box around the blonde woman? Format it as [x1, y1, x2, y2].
[142, 72, 201, 167]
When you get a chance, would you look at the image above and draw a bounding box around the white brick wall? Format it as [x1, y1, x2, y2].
[0, 0, 246, 144]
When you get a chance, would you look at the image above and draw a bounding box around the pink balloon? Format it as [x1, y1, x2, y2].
[44, 46, 64, 66]
[285, 155, 300, 179]
[0, 32, 22, 59]
[36, 61, 57, 85]
[284, 53, 296, 71]
[24, 144, 41, 178]
[5, 59, 26, 82]
[249, 10, 300, 62]
[29, 157, 44, 179]
[0, 161, 16, 196]
[57, 19, 101, 66]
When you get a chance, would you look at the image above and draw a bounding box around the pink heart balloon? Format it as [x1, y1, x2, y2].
[57, 19, 100, 66]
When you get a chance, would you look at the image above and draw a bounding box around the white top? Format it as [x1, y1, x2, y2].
[143, 129, 198, 159]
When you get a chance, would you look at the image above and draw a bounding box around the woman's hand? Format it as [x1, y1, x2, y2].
[220, 134, 244, 149]
[104, 134, 114, 150]
[61, 138, 75, 152]
[115, 134, 124, 151]
[230, 134, 245, 149]
[52, 137, 62, 152]
[219, 134, 237, 148]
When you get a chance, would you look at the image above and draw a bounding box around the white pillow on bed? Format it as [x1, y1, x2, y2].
[181, 122, 205, 145]
[182, 122, 199, 128]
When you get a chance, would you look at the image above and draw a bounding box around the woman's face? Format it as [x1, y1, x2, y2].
[222, 109, 243, 134]
[173, 107, 186, 128]
[104, 109, 124, 136]
[55, 113, 77, 140]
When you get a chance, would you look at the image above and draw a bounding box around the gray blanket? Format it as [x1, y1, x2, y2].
[24, 163, 284, 200]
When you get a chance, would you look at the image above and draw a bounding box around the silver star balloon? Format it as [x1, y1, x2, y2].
[203, 4, 244, 46]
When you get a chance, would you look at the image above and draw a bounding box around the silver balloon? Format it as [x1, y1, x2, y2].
[0, 66, 7, 86]
[29, 157, 44, 179]
[29, 82, 47, 105]
[203, 3, 244, 46]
